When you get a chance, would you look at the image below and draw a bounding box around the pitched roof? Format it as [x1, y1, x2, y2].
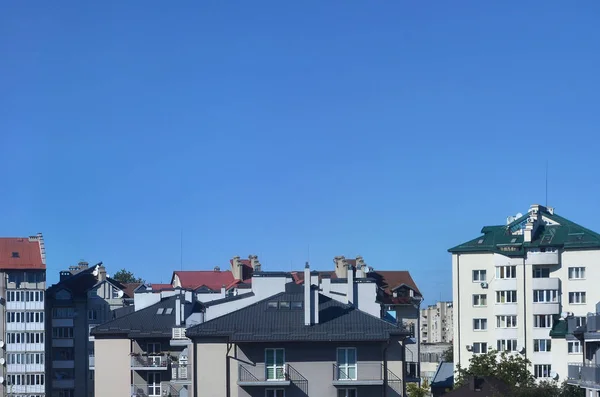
[121, 283, 142, 298]
[449, 205, 600, 256]
[47, 266, 99, 297]
[431, 361, 454, 389]
[172, 270, 252, 291]
[148, 283, 173, 291]
[91, 295, 190, 338]
[186, 288, 409, 342]
[0, 236, 45, 270]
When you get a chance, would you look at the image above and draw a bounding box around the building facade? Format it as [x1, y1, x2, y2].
[0, 234, 47, 397]
[420, 301, 454, 344]
[565, 302, 600, 396]
[45, 262, 135, 397]
[450, 204, 600, 382]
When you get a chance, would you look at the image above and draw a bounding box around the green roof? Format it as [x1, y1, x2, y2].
[448, 206, 600, 256]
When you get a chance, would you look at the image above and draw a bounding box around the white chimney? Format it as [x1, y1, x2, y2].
[355, 256, 365, 278]
[221, 284, 226, 297]
[231, 256, 243, 280]
[313, 286, 319, 324]
[304, 263, 311, 326]
[347, 263, 354, 305]
[333, 256, 348, 278]
[175, 294, 182, 325]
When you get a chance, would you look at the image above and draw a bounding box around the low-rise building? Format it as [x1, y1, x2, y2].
[186, 265, 410, 397]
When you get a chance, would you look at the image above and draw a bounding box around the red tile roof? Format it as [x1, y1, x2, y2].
[149, 283, 173, 291]
[121, 282, 142, 298]
[0, 237, 45, 270]
[172, 270, 237, 291]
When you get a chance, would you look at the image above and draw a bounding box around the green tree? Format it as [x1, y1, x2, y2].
[442, 345, 453, 362]
[112, 269, 144, 284]
[454, 349, 535, 390]
[407, 380, 430, 397]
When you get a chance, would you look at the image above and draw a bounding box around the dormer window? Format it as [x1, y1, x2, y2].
[11, 252, 19, 258]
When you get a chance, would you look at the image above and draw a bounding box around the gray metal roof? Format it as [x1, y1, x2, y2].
[431, 361, 454, 389]
[186, 291, 409, 342]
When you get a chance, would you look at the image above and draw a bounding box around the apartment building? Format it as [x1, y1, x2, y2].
[449, 204, 600, 382]
[45, 262, 136, 397]
[421, 302, 454, 344]
[0, 234, 47, 397]
[187, 265, 409, 397]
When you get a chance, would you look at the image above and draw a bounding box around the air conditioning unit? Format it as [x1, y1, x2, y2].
[466, 345, 473, 351]
[480, 282, 489, 289]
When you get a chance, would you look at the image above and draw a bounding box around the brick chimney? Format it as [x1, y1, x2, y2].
[97, 265, 107, 282]
[231, 256, 243, 280]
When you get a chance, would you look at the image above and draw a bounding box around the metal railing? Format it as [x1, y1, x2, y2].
[131, 384, 180, 397]
[587, 314, 600, 332]
[172, 327, 188, 340]
[131, 354, 169, 368]
[568, 363, 600, 386]
[171, 363, 189, 381]
[238, 363, 289, 382]
[332, 363, 384, 381]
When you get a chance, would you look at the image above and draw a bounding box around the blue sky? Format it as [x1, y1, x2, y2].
[1, 1, 599, 304]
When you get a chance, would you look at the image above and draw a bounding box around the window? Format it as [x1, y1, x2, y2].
[568, 267, 585, 280]
[266, 390, 285, 397]
[496, 315, 517, 328]
[496, 266, 516, 279]
[52, 308, 75, 319]
[336, 348, 357, 380]
[568, 341, 582, 354]
[52, 327, 74, 338]
[147, 342, 161, 355]
[569, 292, 586, 304]
[279, 301, 290, 309]
[406, 362, 418, 377]
[473, 270, 486, 282]
[266, 348, 286, 380]
[497, 339, 517, 352]
[337, 390, 357, 397]
[472, 343, 487, 354]
[88, 309, 98, 321]
[534, 364, 551, 378]
[534, 339, 551, 352]
[473, 294, 487, 307]
[533, 290, 559, 303]
[267, 301, 278, 309]
[291, 301, 303, 309]
[532, 266, 550, 278]
[496, 290, 517, 303]
[575, 316, 587, 328]
[473, 318, 487, 331]
[148, 372, 161, 396]
[11, 252, 19, 258]
[533, 315, 553, 328]
[111, 288, 120, 299]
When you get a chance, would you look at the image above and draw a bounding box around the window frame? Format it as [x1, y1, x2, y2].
[568, 267, 585, 280]
[532, 289, 559, 303]
[266, 389, 286, 397]
[472, 294, 487, 307]
[337, 389, 357, 397]
[496, 290, 517, 304]
[534, 364, 551, 378]
[472, 342, 487, 354]
[265, 348, 286, 381]
[496, 315, 517, 328]
[336, 347, 357, 381]
[473, 318, 487, 331]
[533, 339, 551, 352]
[568, 341, 582, 354]
[472, 270, 487, 282]
[496, 339, 517, 352]
[495, 266, 516, 279]
[569, 292, 587, 304]
[533, 314, 553, 328]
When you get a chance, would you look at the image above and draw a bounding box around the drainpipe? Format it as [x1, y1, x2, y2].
[226, 341, 233, 397]
[193, 341, 198, 397]
[402, 339, 407, 397]
[383, 340, 390, 397]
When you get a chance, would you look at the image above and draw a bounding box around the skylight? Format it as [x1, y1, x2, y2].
[279, 301, 290, 309]
[267, 301, 278, 309]
[11, 252, 19, 258]
[478, 239, 484, 244]
[156, 308, 164, 315]
[165, 308, 173, 315]
[291, 301, 303, 310]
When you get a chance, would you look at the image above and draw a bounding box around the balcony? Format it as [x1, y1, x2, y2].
[171, 363, 190, 382]
[526, 250, 559, 265]
[238, 363, 292, 386]
[332, 363, 384, 386]
[53, 379, 75, 389]
[130, 354, 169, 370]
[171, 327, 190, 346]
[568, 363, 600, 387]
[587, 314, 600, 332]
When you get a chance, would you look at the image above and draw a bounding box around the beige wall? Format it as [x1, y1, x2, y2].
[196, 343, 228, 397]
[95, 338, 130, 396]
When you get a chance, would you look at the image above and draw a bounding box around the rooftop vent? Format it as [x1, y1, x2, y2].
[214, 266, 220, 272]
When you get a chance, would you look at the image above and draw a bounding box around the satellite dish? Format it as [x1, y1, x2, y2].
[560, 312, 568, 319]
[117, 290, 124, 298]
[0, 376, 4, 384]
[550, 371, 559, 380]
[0, 358, 4, 365]
[517, 345, 525, 354]
[92, 266, 99, 277]
[0, 340, 4, 348]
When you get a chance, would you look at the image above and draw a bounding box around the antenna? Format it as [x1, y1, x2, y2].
[180, 228, 183, 271]
[545, 160, 548, 207]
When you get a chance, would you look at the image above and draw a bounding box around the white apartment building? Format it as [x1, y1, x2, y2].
[450, 204, 600, 383]
[0, 234, 47, 397]
[420, 301, 453, 344]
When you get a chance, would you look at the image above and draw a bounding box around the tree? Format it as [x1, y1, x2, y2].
[455, 350, 585, 397]
[112, 269, 144, 284]
[442, 345, 453, 362]
[407, 380, 430, 397]
[454, 349, 535, 390]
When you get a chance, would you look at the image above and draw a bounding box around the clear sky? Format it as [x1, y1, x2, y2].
[1, 1, 599, 304]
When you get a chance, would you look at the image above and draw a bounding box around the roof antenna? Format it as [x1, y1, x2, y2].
[545, 160, 549, 207]
[180, 228, 183, 271]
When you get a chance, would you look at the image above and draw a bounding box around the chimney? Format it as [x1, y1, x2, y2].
[347, 263, 354, 305]
[231, 256, 243, 280]
[333, 256, 348, 278]
[221, 284, 226, 296]
[175, 294, 182, 325]
[313, 284, 319, 324]
[304, 263, 311, 326]
[98, 265, 107, 282]
[355, 256, 365, 278]
[37, 233, 46, 265]
[249, 255, 261, 273]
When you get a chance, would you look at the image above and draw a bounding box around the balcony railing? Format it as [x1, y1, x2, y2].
[587, 314, 600, 332]
[332, 363, 384, 385]
[171, 363, 189, 381]
[172, 327, 188, 340]
[131, 354, 169, 369]
[568, 363, 600, 387]
[238, 363, 292, 386]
